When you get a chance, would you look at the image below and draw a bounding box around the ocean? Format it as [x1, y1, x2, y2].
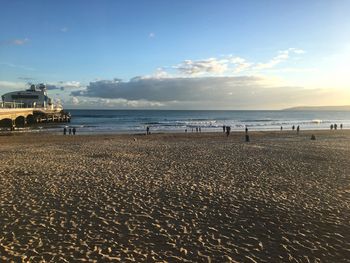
[44, 109, 350, 134]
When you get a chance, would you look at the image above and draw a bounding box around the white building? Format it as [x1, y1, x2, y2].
[2, 84, 53, 108]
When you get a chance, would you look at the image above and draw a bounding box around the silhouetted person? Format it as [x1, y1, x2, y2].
[63, 127, 67, 135]
[69, 128, 72, 135]
[73, 127, 76, 135]
[245, 127, 248, 134]
[334, 124, 337, 130]
[223, 125, 226, 132]
[292, 125, 295, 131]
[199, 127, 201, 133]
[341, 123, 343, 129]
[330, 124, 333, 130]
[146, 126, 150, 135]
[280, 126, 283, 131]
[185, 129, 187, 133]
[196, 127, 198, 132]
[297, 125, 300, 134]
[226, 126, 230, 136]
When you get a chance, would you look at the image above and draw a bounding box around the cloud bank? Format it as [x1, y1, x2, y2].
[70, 76, 342, 109]
[72, 76, 269, 102]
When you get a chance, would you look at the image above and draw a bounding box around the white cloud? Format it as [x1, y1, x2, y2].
[153, 68, 170, 78]
[57, 81, 81, 89]
[171, 49, 305, 76]
[228, 56, 253, 73]
[140, 68, 172, 79]
[148, 32, 155, 38]
[45, 81, 82, 91]
[174, 58, 228, 75]
[254, 48, 305, 70]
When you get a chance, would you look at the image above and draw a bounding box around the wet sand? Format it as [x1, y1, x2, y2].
[0, 130, 349, 262]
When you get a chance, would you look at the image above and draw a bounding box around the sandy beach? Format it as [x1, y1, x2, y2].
[0, 130, 349, 262]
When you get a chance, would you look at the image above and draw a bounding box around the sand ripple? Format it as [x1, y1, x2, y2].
[0, 132, 349, 262]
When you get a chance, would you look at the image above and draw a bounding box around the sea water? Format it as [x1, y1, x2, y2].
[47, 110, 350, 134]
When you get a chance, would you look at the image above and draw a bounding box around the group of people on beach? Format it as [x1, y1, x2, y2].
[222, 125, 250, 141]
[63, 127, 76, 135]
[291, 125, 300, 133]
[145, 122, 345, 137]
[187, 127, 202, 133]
[330, 123, 343, 130]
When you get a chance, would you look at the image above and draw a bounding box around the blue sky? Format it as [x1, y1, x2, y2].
[1, 0, 349, 109]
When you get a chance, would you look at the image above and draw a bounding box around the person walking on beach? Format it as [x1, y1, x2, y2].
[146, 126, 150, 135]
[69, 128, 72, 135]
[341, 123, 343, 129]
[226, 126, 230, 136]
[334, 124, 337, 130]
[297, 125, 300, 134]
[292, 125, 295, 131]
[223, 125, 226, 133]
[245, 127, 248, 134]
[63, 127, 67, 135]
[330, 124, 334, 130]
[280, 126, 283, 131]
[199, 127, 201, 133]
[73, 127, 76, 135]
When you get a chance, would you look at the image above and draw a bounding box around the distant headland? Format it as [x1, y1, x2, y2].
[283, 105, 350, 111]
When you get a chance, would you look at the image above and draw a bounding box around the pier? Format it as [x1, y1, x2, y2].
[0, 103, 70, 130]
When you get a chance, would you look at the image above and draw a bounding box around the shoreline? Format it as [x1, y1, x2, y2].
[1, 127, 349, 137]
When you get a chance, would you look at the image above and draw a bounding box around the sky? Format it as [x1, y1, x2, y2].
[0, 0, 350, 109]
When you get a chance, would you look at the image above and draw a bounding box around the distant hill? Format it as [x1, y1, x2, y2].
[284, 105, 350, 111]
